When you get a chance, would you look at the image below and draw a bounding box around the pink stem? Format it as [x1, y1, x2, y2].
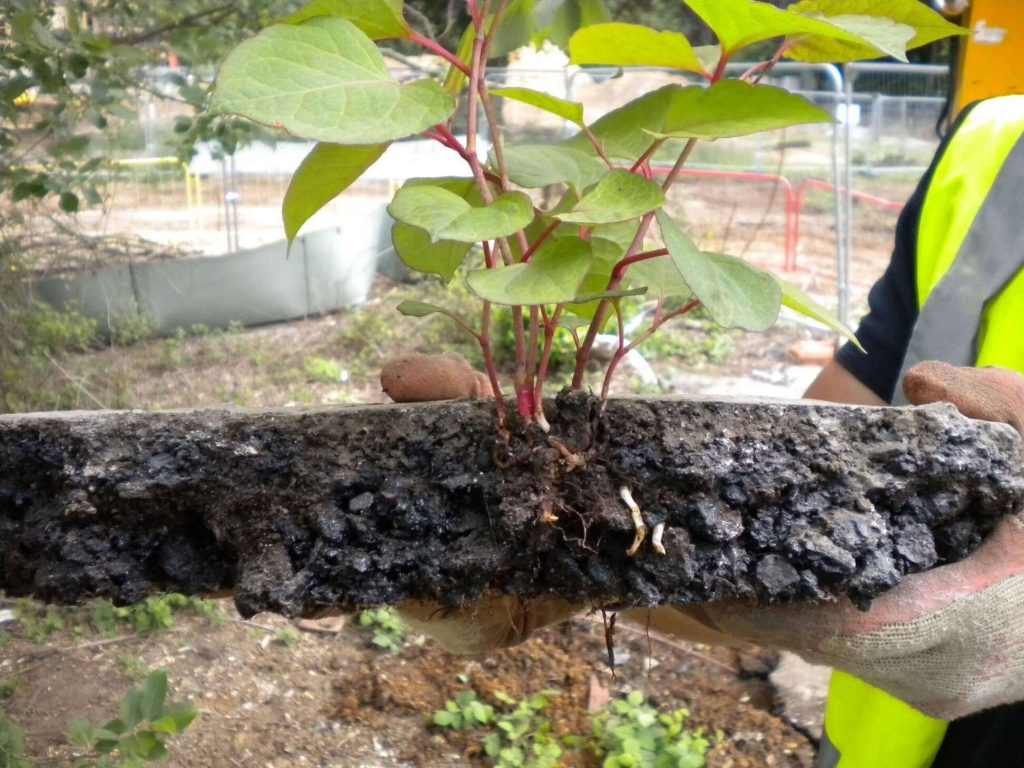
[408, 31, 471, 76]
[611, 248, 668, 281]
[521, 220, 560, 263]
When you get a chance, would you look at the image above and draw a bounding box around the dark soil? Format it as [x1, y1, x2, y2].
[2, 394, 1022, 617]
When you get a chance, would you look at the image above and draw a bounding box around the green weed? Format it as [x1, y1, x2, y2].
[357, 607, 407, 653]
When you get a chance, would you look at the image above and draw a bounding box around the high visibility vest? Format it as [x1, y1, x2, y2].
[819, 94, 1024, 768]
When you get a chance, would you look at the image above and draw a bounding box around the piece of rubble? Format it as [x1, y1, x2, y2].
[1, 393, 1021, 617]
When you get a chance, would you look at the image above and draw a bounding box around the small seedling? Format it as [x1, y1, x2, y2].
[0, 671, 195, 768]
[15, 599, 65, 644]
[275, 626, 302, 648]
[358, 608, 407, 653]
[211, 0, 963, 428]
[592, 690, 709, 768]
[435, 686, 565, 767]
[92, 594, 224, 637]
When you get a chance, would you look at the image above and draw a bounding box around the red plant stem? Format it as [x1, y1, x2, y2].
[711, 52, 730, 82]
[571, 138, 698, 389]
[600, 299, 701, 399]
[743, 42, 794, 84]
[610, 248, 668, 281]
[631, 139, 664, 172]
[583, 126, 614, 168]
[479, 300, 506, 423]
[521, 220, 560, 263]
[533, 304, 564, 412]
[511, 307, 531, 418]
[408, 30, 471, 76]
[468, 0, 481, 30]
[527, 305, 539, 394]
[482, 239, 495, 269]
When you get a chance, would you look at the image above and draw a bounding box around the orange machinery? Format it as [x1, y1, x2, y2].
[944, 0, 1024, 114]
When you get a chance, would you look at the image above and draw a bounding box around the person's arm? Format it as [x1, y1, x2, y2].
[804, 359, 886, 406]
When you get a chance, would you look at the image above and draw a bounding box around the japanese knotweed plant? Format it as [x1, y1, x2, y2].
[211, 0, 964, 428]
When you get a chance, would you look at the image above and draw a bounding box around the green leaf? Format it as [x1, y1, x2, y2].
[59, 191, 79, 213]
[646, 81, 834, 140]
[490, 86, 584, 126]
[786, 0, 966, 63]
[140, 670, 168, 721]
[681, 0, 917, 59]
[211, 18, 454, 144]
[787, 13, 913, 62]
[388, 184, 533, 243]
[284, 0, 410, 39]
[533, 0, 612, 50]
[657, 210, 780, 330]
[566, 86, 675, 161]
[776, 278, 862, 350]
[283, 142, 388, 243]
[566, 83, 830, 162]
[397, 300, 474, 334]
[121, 689, 144, 730]
[502, 144, 607, 193]
[557, 169, 664, 225]
[392, 223, 472, 282]
[434, 710, 455, 727]
[568, 23, 705, 74]
[572, 286, 647, 303]
[68, 719, 95, 747]
[466, 238, 593, 305]
[150, 703, 198, 736]
[629, 257, 693, 300]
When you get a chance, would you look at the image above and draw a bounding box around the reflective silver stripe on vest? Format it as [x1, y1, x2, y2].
[893, 134, 1024, 405]
[817, 726, 841, 768]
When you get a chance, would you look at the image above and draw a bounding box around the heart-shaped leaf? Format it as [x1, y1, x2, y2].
[788, 13, 914, 62]
[466, 238, 593, 305]
[501, 144, 607, 192]
[388, 183, 533, 243]
[681, 0, 919, 60]
[787, 0, 965, 63]
[629, 256, 694, 300]
[569, 23, 705, 74]
[776, 277, 863, 349]
[648, 81, 834, 140]
[392, 223, 472, 282]
[490, 86, 584, 126]
[211, 18, 454, 144]
[397, 300, 476, 337]
[284, 0, 409, 39]
[283, 142, 388, 243]
[557, 169, 664, 225]
[657, 210, 780, 330]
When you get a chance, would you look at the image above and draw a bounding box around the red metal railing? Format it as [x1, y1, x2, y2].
[791, 178, 903, 275]
[653, 166, 906, 277]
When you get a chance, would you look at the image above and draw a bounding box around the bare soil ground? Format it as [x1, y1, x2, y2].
[0, 602, 815, 767]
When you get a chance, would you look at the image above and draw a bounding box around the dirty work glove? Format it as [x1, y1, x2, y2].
[380, 353, 584, 653]
[380, 352, 493, 402]
[655, 361, 1024, 720]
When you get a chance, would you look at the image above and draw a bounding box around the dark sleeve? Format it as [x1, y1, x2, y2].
[833, 102, 981, 404]
[833, 186, 922, 404]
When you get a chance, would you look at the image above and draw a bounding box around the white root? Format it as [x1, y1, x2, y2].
[620, 486, 646, 557]
[534, 406, 551, 433]
[651, 522, 666, 555]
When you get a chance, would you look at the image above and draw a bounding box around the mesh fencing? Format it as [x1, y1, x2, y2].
[37, 62, 953, 327]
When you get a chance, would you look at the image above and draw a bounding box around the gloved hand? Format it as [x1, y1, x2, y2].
[656, 360, 1024, 720]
